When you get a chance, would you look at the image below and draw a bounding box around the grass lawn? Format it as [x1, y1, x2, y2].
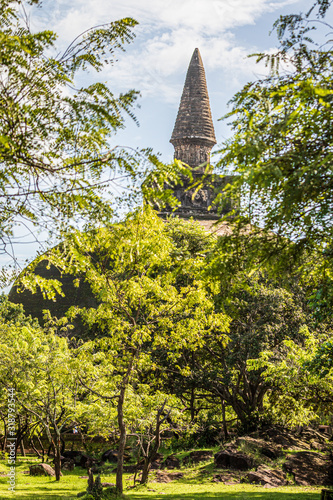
[0, 457, 323, 499]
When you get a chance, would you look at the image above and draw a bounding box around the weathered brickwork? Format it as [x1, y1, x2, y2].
[172, 139, 213, 173]
[166, 48, 234, 219]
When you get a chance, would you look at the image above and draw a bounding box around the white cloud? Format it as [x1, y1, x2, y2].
[45, 0, 297, 36]
[30, 0, 301, 103]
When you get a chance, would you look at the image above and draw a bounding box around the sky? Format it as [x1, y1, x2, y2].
[29, 0, 320, 163]
[3, 0, 330, 277]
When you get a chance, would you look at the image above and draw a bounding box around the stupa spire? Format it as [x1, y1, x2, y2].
[170, 48, 216, 172]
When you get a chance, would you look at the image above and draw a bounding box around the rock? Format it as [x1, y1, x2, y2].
[321, 488, 333, 500]
[73, 453, 95, 468]
[63, 450, 82, 460]
[84, 457, 97, 469]
[261, 445, 281, 460]
[246, 465, 287, 486]
[101, 482, 115, 487]
[319, 425, 332, 435]
[222, 442, 238, 453]
[284, 451, 333, 486]
[101, 449, 118, 463]
[301, 427, 329, 444]
[150, 461, 161, 470]
[214, 450, 253, 470]
[213, 472, 240, 484]
[29, 463, 62, 477]
[62, 459, 75, 471]
[311, 441, 328, 452]
[150, 453, 164, 470]
[236, 436, 282, 460]
[122, 464, 141, 473]
[161, 455, 180, 469]
[183, 450, 213, 464]
[63, 451, 92, 467]
[258, 427, 310, 450]
[154, 471, 183, 483]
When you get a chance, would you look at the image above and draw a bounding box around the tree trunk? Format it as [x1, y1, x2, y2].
[29, 435, 42, 458]
[88, 468, 94, 491]
[140, 401, 166, 485]
[78, 427, 87, 450]
[190, 386, 195, 422]
[36, 433, 45, 462]
[15, 416, 29, 457]
[221, 398, 228, 439]
[0, 413, 7, 451]
[53, 434, 62, 481]
[116, 384, 126, 494]
[115, 352, 137, 494]
[2, 428, 7, 452]
[141, 458, 151, 485]
[19, 439, 25, 457]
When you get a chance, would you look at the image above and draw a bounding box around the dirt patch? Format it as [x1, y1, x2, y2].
[153, 471, 184, 483]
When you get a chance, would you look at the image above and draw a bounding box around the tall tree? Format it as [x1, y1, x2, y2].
[52, 208, 229, 493]
[249, 327, 333, 426]
[0, 0, 146, 268]
[0, 312, 78, 480]
[217, 0, 333, 280]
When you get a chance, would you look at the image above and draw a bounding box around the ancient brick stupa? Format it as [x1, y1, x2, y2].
[161, 48, 233, 221]
[8, 48, 233, 323]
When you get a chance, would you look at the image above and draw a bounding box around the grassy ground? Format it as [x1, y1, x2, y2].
[0, 457, 323, 499]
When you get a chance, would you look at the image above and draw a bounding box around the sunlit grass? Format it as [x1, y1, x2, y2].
[0, 457, 322, 499]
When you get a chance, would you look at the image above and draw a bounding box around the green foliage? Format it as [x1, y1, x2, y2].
[0, 309, 82, 480]
[215, 274, 308, 429]
[45, 208, 228, 353]
[0, 292, 38, 327]
[0, 0, 153, 264]
[213, 0, 333, 427]
[165, 217, 216, 259]
[216, 0, 333, 295]
[248, 327, 333, 426]
[41, 208, 230, 491]
[165, 264, 309, 430]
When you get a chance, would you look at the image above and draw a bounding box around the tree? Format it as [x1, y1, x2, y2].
[49, 208, 229, 493]
[0, 311, 79, 480]
[217, 0, 333, 278]
[249, 327, 333, 426]
[210, 274, 307, 430]
[149, 219, 310, 433]
[163, 271, 308, 432]
[0, 0, 148, 267]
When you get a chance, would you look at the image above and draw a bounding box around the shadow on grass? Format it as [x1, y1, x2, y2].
[129, 492, 319, 500]
[1, 494, 75, 500]
[0, 487, 321, 500]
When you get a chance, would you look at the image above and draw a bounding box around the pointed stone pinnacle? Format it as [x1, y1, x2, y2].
[170, 48, 216, 146]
